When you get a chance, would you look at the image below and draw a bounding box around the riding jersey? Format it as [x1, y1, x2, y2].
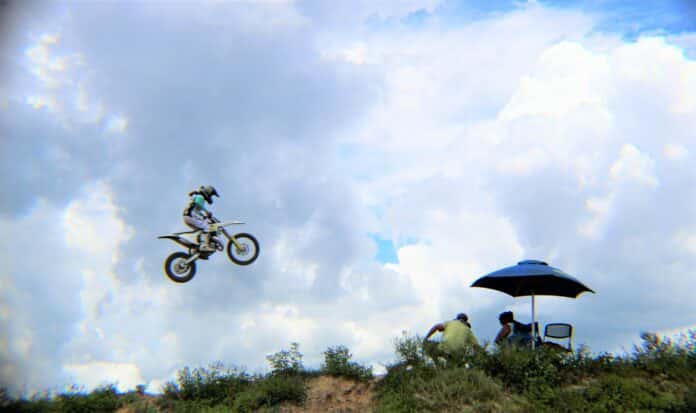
[183, 194, 208, 218]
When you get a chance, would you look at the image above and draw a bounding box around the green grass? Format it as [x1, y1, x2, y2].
[2, 332, 695, 412]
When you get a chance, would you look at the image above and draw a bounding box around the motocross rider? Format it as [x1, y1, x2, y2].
[183, 185, 219, 252]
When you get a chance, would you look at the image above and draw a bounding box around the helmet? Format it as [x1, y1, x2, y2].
[199, 185, 219, 204]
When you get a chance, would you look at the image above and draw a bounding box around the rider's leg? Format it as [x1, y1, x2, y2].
[199, 232, 215, 251]
[184, 215, 214, 251]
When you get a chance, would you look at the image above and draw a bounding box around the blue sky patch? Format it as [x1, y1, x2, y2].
[538, 0, 696, 38]
[370, 234, 399, 264]
[401, 8, 430, 27]
[403, 0, 695, 38]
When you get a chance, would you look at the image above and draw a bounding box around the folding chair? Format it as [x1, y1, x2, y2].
[543, 323, 573, 351]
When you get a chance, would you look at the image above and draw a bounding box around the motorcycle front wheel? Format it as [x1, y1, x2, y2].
[164, 252, 197, 283]
[226, 233, 259, 265]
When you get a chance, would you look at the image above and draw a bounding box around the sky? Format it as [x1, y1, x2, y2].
[1, 0, 695, 396]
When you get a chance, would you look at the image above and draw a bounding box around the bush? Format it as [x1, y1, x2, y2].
[232, 374, 307, 412]
[321, 345, 373, 381]
[54, 383, 123, 413]
[393, 333, 427, 367]
[0, 395, 53, 413]
[160, 361, 251, 406]
[266, 342, 304, 376]
[577, 374, 681, 412]
[376, 365, 521, 413]
[631, 331, 696, 382]
[376, 334, 519, 412]
[478, 346, 564, 392]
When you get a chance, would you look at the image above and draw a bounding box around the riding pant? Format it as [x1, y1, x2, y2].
[183, 215, 209, 232]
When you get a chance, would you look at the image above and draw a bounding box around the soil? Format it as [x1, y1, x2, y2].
[279, 376, 377, 413]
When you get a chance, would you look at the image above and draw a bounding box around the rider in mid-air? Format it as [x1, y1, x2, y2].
[183, 185, 219, 252]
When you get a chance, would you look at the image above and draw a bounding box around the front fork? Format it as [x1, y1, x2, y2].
[222, 228, 243, 250]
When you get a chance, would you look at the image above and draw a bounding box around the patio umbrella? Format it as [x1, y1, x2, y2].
[471, 259, 594, 348]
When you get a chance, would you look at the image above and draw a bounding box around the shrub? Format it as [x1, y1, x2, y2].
[393, 333, 427, 367]
[0, 395, 53, 413]
[232, 374, 307, 412]
[266, 342, 304, 376]
[479, 346, 564, 392]
[55, 383, 123, 413]
[631, 331, 696, 382]
[160, 362, 251, 406]
[376, 365, 521, 413]
[584, 374, 683, 412]
[321, 345, 373, 381]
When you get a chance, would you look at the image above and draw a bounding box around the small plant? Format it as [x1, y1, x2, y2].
[233, 374, 307, 412]
[161, 361, 251, 406]
[321, 345, 373, 381]
[393, 332, 427, 367]
[375, 364, 521, 413]
[630, 330, 696, 381]
[474, 345, 565, 393]
[266, 342, 304, 376]
[55, 383, 123, 413]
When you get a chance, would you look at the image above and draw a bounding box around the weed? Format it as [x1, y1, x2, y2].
[321, 345, 373, 381]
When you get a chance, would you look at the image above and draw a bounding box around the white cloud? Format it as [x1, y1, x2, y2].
[15, 25, 128, 133]
[608, 144, 659, 188]
[63, 361, 145, 392]
[62, 181, 135, 259]
[105, 115, 128, 134]
[663, 143, 688, 160]
[578, 195, 614, 240]
[499, 41, 612, 121]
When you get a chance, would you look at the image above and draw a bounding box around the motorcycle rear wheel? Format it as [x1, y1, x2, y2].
[164, 252, 197, 283]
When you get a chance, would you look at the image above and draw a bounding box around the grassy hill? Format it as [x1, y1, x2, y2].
[2, 332, 695, 412]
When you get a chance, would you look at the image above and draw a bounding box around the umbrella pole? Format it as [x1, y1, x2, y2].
[531, 293, 536, 349]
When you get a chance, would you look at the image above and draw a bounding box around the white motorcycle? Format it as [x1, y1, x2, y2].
[157, 215, 259, 283]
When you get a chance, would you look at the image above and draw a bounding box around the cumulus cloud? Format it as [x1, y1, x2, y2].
[2, 0, 696, 395]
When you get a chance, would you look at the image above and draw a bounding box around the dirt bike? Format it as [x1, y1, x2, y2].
[157, 215, 259, 283]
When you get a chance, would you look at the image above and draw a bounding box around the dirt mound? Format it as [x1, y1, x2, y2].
[280, 376, 377, 413]
[116, 376, 378, 412]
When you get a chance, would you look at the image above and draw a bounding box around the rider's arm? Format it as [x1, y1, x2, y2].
[424, 323, 445, 341]
[495, 324, 511, 344]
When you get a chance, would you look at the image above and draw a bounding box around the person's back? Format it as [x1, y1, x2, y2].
[424, 313, 479, 363]
[440, 319, 478, 354]
[510, 320, 534, 346]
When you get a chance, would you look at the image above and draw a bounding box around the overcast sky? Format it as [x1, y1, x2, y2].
[1, 0, 695, 396]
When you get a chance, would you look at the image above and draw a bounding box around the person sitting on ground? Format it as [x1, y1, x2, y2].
[494, 311, 535, 348]
[423, 313, 479, 362]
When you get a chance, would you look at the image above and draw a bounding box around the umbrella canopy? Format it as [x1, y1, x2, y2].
[471, 260, 594, 298]
[471, 260, 594, 349]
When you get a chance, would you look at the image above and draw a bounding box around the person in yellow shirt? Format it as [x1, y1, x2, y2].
[423, 313, 479, 362]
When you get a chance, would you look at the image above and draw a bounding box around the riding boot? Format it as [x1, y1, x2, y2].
[199, 232, 215, 252]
